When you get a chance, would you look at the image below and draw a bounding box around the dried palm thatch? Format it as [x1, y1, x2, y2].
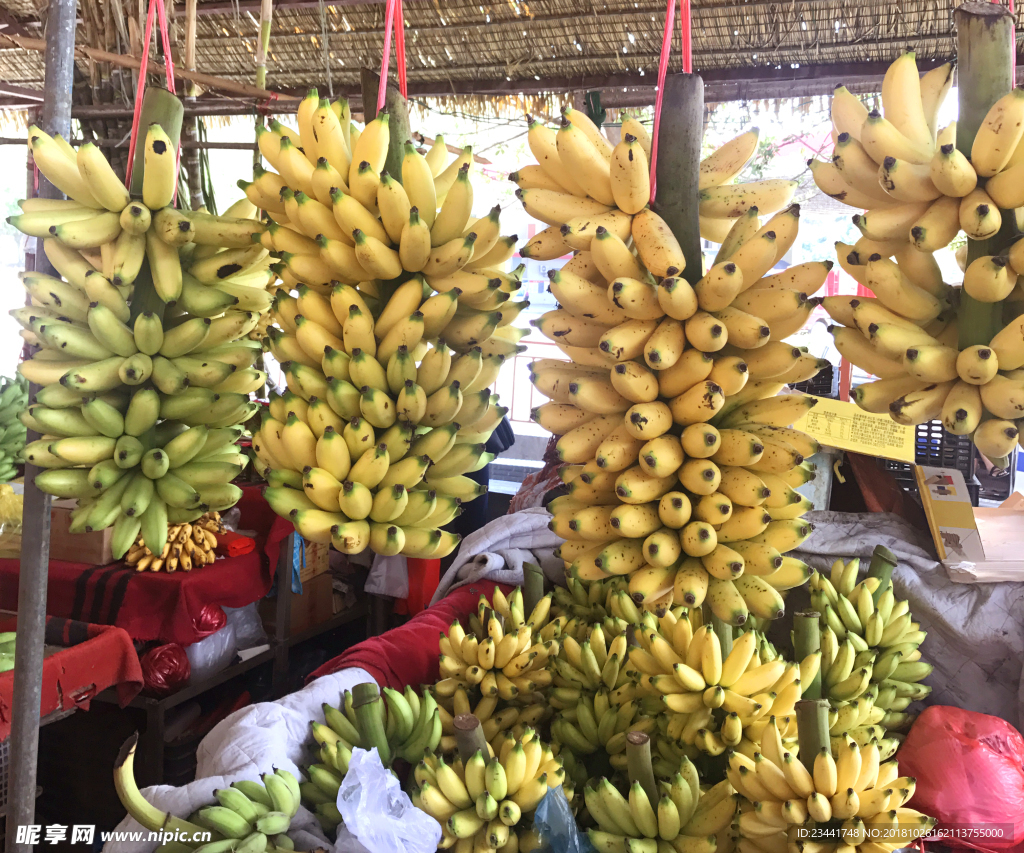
[0, 0, 1015, 114]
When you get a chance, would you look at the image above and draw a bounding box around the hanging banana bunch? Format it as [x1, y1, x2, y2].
[246, 88, 525, 558]
[516, 108, 828, 627]
[729, 717, 935, 853]
[11, 123, 272, 560]
[812, 53, 1024, 459]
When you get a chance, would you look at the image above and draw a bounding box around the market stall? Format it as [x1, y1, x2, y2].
[0, 0, 1023, 849]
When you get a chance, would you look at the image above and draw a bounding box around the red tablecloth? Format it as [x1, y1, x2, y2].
[0, 615, 143, 741]
[0, 550, 269, 645]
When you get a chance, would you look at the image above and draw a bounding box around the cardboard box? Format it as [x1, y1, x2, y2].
[259, 571, 334, 637]
[298, 540, 329, 584]
[48, 502, 114, 565]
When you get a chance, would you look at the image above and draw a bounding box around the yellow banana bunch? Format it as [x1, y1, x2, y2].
[435, 591, 556, 707]
[412, 725, 565, 852]
[584, 756, 736, 853]
[252, 90, 524, 557]
[729, 717, 935, 853]
[12, 123, 271, 554]
[518, 115, 826, 627]
[623, 607, 820, 757]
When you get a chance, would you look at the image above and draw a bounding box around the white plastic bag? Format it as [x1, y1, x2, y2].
[333, 748, 441, 853]
[185, 622, 237, 683]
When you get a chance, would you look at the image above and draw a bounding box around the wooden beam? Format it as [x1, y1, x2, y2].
[0, 82, 43, 101]
[0, 32, 287, 101]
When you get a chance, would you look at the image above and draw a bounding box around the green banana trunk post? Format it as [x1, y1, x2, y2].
[128, 88, 184, 200]
[793, 612, 822, 700]
[795, 698, 831, 773]
[653, 73, 705, 287]
[956, 2, 1016, 350]
[625, 731, 660, 806]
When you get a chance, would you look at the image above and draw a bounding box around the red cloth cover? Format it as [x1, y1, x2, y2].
[139, 643, 191, 696]
[0, 615, 143, 740]
[898, 706, 1024, 852]
[0, 550, 267, 645]
[309, 581, 513, 689]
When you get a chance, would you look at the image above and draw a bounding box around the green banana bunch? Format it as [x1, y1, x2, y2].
[0, 376, 28, 483]
[29, 420, 249, 559]
[812, 557, 932, 733]
[301, 682, 443, 824]
[114, 733, 299, 853]
[10, 124, 271, 539]
[550, 573, 632, 640]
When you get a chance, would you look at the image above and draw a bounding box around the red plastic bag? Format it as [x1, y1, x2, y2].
[898, 706, 1024, 852]
[193, 603, 226, 639]
[140, 643, 190, 697]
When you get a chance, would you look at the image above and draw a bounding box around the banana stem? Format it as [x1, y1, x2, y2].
[523, 562, 544, 621]
[867, 545, 897, 603]
[793, 612, 822, 700]
[652, 73, 705, 286]
[709, 612, 733, 660]
[359, 67, 412, 185]
[795, 699, 831, 774]
[352, 682, 392, 767]
[128, 88, 185, 200]
[453, 713, 489, 764]
[625, 731, 659, 806]
[956, 1, 1016, 349]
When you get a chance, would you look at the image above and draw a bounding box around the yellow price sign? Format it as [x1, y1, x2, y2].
[790, 394, 917, 464]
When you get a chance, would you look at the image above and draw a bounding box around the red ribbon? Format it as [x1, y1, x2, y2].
[125, 0, 179, 193]
[377, 0, 407, 113]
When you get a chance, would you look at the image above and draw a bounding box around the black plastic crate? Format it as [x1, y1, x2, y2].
[882, 420, 981, 505]
[790, 362, 838, 399]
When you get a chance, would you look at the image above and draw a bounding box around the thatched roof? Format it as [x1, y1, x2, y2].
[0, 0, 1015, 117]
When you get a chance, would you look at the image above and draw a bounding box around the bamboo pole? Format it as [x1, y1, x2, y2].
[956, 2, 1016, 350]
[0, 32, 288, 102]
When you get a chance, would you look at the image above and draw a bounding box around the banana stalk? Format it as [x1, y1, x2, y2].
[127, 89, 185, 200]
[794, 698, 831, 774]
[352, 682, 392, 766]
[625, 730, 659, 806]
[866, 545, 897, 604]
[793, 611, 822, 700]
[955, 3, 1017, 349]
[453, 712, 490, 764]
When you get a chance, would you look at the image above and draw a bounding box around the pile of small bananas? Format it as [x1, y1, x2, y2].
[302, 683, 442, 831]
[247, 89, 524, 558]
[0, 376, 29, 483]
[585, 770, 736, 853]
[812, 559, 931, 747]
[114, 734, 301, 853]
[10, 122, 268, 558]
[517, 110, 826, 627]
[813, 53, 1024, 457]
[413, 726, 563, 852]
[124, 510, 224, 572]
[628, 608, 818, 758]
[729, 717, 934, 851]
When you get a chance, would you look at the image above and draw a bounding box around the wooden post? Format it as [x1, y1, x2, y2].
[360, 66, 411, 184]
[956, 1, 1016, 350]
[653, 73, 704, 286]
